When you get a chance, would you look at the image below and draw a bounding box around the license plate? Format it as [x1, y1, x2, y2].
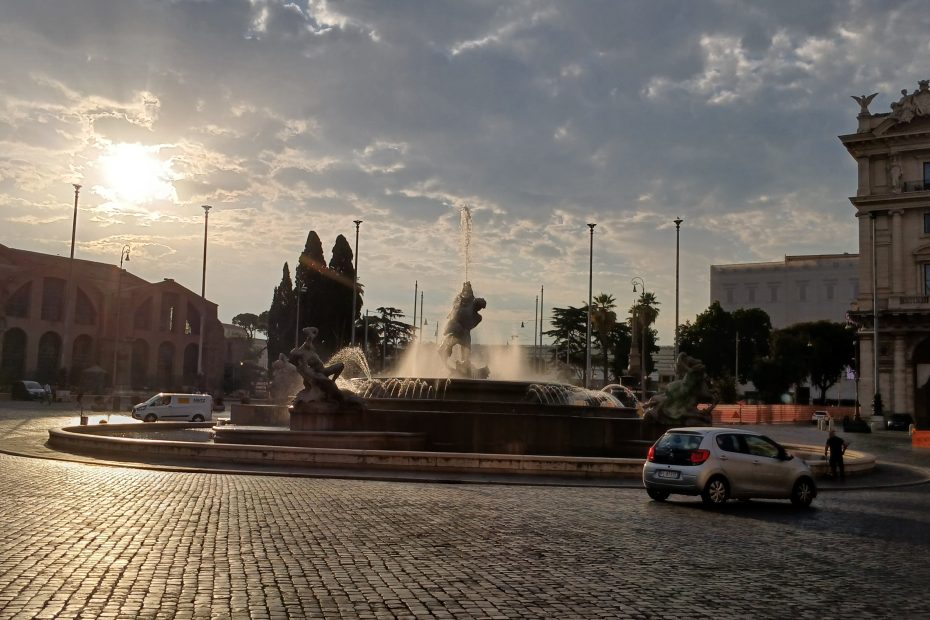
[657, 470, 680, 479]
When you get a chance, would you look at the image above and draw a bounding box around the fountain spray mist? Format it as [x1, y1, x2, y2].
[459, 205, 472, 282]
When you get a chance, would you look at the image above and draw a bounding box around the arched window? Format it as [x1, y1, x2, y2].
[131, 339, 149, 390]
[41, 278, 65, 322]
[182, 343, 199, 386]
[134, 297, 153, 331]
[74, 287, 97, 325]
[156, 341, 175, 389]
[37, 331, 62, 383]
[186, 302, 201, 336]
[72, 335, 94, 379]
[5, 282, 31, 318]
[0, 328, 27, 382]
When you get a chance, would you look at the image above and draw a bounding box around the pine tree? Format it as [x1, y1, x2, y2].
[267, 263, 295, 368]
[326, 234, 359, 349]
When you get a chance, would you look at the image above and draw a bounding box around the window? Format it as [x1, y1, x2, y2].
[41, 278, 65, 321]
[744, 435, 780, 459]
[925, 162, 930, 186]
[747, 287, 756, 303]
[798, 281, 808, 302]
[5, 282, 31, 318]
[925, 264, 930, 295]
[716, 434, 742, 453]
[825, 282, 835, 301]
[925, 212, 930, 234]
[74, 288, 96, 325]
[725, 288, 734, 304]
[769, 285, 779, 303]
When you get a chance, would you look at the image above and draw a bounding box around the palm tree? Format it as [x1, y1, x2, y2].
[630, 292, 660, 377]
[591, 293, 617, 383]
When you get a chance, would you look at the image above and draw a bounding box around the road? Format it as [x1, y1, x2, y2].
[0, 400, 928, 619]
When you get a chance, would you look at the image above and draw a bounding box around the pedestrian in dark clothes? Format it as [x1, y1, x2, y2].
[825, 430, 848, 480]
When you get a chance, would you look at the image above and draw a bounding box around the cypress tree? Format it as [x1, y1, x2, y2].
[267, 262, 295, 367]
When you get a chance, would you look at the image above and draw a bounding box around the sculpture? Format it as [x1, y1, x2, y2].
[851, 93, 878, 116]
[889, 80, 930, 123]
[641, 353, 716, 426]
[438, 281, 489, 378]
[269, 353, 302, 404]
[287, 326, 364, 413]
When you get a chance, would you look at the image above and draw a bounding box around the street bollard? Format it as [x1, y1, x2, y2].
[79, 414, 88, 425]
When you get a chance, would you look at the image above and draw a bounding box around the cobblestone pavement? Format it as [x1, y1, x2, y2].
[1, 402, 929, 619]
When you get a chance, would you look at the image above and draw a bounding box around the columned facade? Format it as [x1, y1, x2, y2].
[841, 81, 930, 428]
[0, 244, 225, 393]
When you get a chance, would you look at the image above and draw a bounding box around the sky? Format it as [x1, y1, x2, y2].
[1, 0, 928, 347]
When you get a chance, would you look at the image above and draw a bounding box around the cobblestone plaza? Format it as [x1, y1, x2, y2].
[1, 402, 928, 619]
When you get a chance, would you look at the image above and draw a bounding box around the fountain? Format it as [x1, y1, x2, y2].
[212, 203, 666, 458]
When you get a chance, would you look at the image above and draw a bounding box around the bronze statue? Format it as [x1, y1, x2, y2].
[642, 353, 716, 426]
[437, 281, 489, 378]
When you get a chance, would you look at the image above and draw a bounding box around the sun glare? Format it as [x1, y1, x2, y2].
[96, 143, 178, 205]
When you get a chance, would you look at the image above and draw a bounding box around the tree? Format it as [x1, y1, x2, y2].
[266, 263, 295, 367]
[591, 293, 617, 384]
[544, 305, 588, 371]
[779, 321, 855, 402]
[607, 322, 632, 383]
[629, 291, 660, 376]
[731, 308, 772, 383]
[678, 301, 734, 379]
[375, 307, 412, 370]
[231, 312, 267, 339]
[325, 234, 361, 349]
[750, 329, 809, 404]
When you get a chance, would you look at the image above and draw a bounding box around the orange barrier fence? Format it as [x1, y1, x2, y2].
[913, 430, 930, 448]
[710, 404, 858, 425]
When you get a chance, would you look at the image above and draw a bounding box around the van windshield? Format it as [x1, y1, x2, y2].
[145, 394, 168, 406]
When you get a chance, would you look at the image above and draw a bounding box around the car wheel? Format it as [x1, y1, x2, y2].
[647, 488, 670, 502]
[790, 478, 816, 508]
[144, 413, 157, 423]
[701, 476, 729, 507]
[192, 414, 205, 422]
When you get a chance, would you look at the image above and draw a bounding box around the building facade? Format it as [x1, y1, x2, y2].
[840, 80, 930, 427]
[710, 254, 859, 329]
[0, 243, 225, 392]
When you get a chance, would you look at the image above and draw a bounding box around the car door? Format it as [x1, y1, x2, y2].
[742, 434, 794, 497]
[713, 433, 760, 496]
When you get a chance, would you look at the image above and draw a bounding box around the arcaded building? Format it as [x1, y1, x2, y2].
[0, 243, 225, 392]
[840, 80, 930, 427]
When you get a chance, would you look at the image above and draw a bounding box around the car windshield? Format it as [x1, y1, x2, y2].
[23, 381, 42, 389]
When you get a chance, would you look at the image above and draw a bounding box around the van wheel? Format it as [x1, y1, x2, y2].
[144, 414, 157, 423]
[192, 414, 205, 422]
[701, 476, 729, 507]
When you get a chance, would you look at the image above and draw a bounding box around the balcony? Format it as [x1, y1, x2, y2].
[888, 295, 930, 310]
[902, 181, 930, 192]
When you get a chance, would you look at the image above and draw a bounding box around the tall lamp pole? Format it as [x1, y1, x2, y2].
[870, 212, 881, 419]
[62, 183, 81, 384]
[586, 223, 596, 388]
[351, 220, 362, 346]
[112, 245, 131, 389]
[632, 276, 648, 403]
[674, 217, 683, 360]
[197, 205, 211, 389]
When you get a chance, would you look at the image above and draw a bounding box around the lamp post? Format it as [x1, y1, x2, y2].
[112, 245, 131, 389]
[586, 223, 596, 388]
[674, 217, 683, 360]
[419, 291, 424, 343]
[62, 183, 81, 384]
[295, 278, 307, 348]
[351, 220, 362, 346]
[632, 276, 648, 403]
[197, 205, 211, 391]
[870, 211, 881, 420]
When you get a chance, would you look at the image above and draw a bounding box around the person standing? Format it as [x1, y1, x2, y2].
[824, 430, 848, 480]
[43, 383, 52, 405]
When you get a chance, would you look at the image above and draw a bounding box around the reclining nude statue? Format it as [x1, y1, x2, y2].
[437, 281, 489, 378]
[287, 326, 364, 413]
[642, 352, 716, 426]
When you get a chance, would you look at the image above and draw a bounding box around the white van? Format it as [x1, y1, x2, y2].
[132, 393, 213, 422]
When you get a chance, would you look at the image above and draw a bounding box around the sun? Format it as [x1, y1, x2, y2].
[96, 142, 178, 205]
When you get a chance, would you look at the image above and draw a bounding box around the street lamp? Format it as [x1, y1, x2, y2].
[870, 211, 881, 420]
[62, 183, 82, 384]
[198, 205, 211, 390]
[111, 245, 131, 390]
[351, 219, 362, 346]
[295, 278, 307, 348]
[632, 276, 648, 403]
[674, 217, 683, 360]
[586, 223, 596, 388]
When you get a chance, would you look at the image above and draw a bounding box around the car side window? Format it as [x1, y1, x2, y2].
[744, 435, 780, 458]
[715, 434, 741, 453]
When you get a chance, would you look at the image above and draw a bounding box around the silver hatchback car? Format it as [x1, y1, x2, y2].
[642, 427, 817, 508]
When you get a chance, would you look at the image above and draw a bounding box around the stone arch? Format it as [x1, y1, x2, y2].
[71, 334, 94, 379]
[37, 331, 62, 383]
[1, 327, 27, 382]
[131, 339, 149, 390]
[913, 337, 930, 429]
[182, 343, 199, 386]
[156, 341, 175, 389]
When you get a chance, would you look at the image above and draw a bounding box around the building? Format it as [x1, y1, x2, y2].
[840, 80, 930, 427]
[710, 254, 859, 328]
[0, 243, 225, 392]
